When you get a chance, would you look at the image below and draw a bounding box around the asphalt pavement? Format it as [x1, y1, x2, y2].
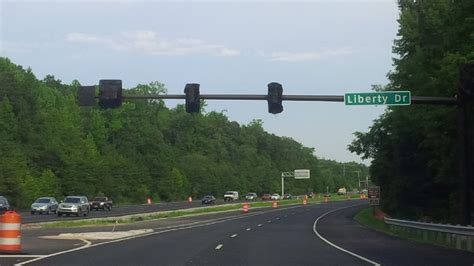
[2, 200, 472, 266]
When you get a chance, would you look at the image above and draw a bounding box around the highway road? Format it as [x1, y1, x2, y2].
[4, 200, 472, 266]
[19, 199, 244, 224]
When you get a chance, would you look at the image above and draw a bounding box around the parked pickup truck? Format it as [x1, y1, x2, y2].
[223, 191, 239, 201]
[90, 196, 112, 211]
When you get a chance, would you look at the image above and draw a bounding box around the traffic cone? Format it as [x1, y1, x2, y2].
[147, 197, 152, 204]
[303, 199, 307, 205]
[188, 196, 193, 203]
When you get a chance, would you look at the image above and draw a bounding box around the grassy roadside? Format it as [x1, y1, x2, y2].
[354, 207, 467, 251]
[38, 193, 362, 229]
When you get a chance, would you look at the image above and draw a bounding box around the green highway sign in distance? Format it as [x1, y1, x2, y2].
[345, 91, 411, 106]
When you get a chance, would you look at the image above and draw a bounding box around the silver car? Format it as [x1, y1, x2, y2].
[0, 196, 10, 214]
[31, 197, 59, 215]
[57, 196, 90, 217]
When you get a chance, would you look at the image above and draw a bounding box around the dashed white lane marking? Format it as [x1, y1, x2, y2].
[231, 234, 238, 238]
[246, 228, 251, 231]
[284, 215, 288, 217]
[215, 244, 223, 250]
[276, 217, 280, 220]
[257, 224, 262, 227]
[20, 204, 306, 265]
[312, 205, 381, 266]
[267, 220, 272, 223]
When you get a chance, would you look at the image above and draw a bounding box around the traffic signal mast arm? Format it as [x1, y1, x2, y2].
[111, 94, 458, 105]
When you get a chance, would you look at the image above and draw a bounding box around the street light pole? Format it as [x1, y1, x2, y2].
[281, 173, 284, 197]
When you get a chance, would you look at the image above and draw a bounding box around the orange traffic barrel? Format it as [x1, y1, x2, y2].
[188, 196, 193, 203]
[324, 196, 329, 203]
[303, 199, 307, 205]
[272, 201, 278, 208]
[147, 197, 152, 204]
[243, 203, 249, 213]
[0, 211, 21, 252]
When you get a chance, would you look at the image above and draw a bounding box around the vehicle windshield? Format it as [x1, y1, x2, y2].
[93, 197, 106, 201]
[64, 197, 81, 203]
[35, 198, 50, 203]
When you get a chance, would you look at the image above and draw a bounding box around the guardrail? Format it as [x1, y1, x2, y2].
[384, 217, 474, 236]
[384, 217, 474, 252]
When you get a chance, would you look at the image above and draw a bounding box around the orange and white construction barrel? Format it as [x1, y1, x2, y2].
[0, 211, 21, 253]
[243, 203, 250, 213]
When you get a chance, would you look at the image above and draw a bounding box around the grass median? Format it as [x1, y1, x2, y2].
[39, 193, 363, 229]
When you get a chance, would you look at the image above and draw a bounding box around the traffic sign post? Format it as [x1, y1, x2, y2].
[345, 91, 411, 106]
[368, 186, 381, 216]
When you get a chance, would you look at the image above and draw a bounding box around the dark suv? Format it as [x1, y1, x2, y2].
[0, 196, 11, 214]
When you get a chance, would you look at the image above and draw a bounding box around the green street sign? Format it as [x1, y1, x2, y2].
[345, 91, 411, 106]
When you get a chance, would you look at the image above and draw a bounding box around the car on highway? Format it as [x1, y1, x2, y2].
[0, 196, 10, 214]
[201, 195, 216, 205]
[57, 196, 90, 217]
[306, 192, 314, 198]
[261, 194, 272, 201]
[271, 193, 281, 200]
[224, 191, 239, 201]
[90, 196, 113, 211]
[30, 197, 59, 215]
[245, 192, 258, 200]
[283, 193, 293, 200]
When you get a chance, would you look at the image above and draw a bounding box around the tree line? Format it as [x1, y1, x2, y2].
[0, 57, 367, 208]
[349, 0, 474, 223]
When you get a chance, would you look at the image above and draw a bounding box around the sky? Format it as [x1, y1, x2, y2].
[0, 0, 400, 164]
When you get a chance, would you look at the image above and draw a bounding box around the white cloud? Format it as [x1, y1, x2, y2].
[269, 48, 353, 62]
[65, 31, 240, 57]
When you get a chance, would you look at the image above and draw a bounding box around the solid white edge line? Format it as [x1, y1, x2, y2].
[215, 244, 223, 250]
[15, 238, 92, 266]
[0, 255, 45, 258]
[18, 204, 305, 265]
[312, 205, 381, 266]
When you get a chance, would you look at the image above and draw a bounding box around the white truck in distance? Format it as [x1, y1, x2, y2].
[224, 191, 239, 201]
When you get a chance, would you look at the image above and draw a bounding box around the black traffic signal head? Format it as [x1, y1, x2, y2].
[267, 82, 283, 114]
[184, 83, 200, 113]
[99, 80, 122, 109]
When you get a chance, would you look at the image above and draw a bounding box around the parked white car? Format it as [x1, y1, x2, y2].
[271, 193, 281, 200]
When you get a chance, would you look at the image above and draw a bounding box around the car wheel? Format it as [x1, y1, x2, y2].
[57, 212, 62, 217]
[47, 208, 52, 215]
[85, 208, 89, 216]
[76, 209, 82, 217]
[31, 211, 35, 215]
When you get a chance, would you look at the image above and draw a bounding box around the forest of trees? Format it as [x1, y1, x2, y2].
[349, 0, 474, 223]
[0, 57, 367, 208]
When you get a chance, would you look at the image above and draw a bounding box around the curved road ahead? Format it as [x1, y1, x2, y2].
[7, 200, 472, 265]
